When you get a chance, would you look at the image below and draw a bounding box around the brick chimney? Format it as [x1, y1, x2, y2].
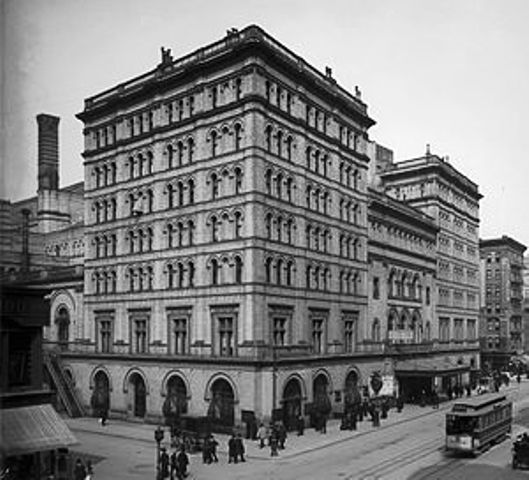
[37, 113, 60, 191]
[36, 114, 68, 233]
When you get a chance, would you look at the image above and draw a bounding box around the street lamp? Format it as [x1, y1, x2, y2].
[154, 426, 164, 480]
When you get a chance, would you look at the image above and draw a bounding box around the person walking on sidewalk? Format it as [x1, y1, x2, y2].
[209, 434, 218, 463]
[176, 447, 189, 479]
[277, 422, 287, 449]
[73, 459, 86, 480]
[296, 414, 304, 436]
[270, 428, 279, 457]
[257, 423, 268, 448]
[228, 433, 237, 463]
[235, 433, 246, 462]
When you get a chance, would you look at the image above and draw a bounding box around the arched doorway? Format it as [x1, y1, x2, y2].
[207, 378, 235, 427]
[129, 373, 146, 418]
[312, 374, 331, 427]
[344, 370, 362, 408]
[162, 375, 188, 427]
[55, 307, 70, 351]
[91, 370, 110, 418]
[282, 378, 303, 431]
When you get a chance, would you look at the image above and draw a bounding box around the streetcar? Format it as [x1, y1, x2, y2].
[445, 393, 512, 455]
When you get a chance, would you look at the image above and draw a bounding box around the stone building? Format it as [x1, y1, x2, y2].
[479, 236, 526, 370]
[72, 25, 375, 428]
[2, 25, 486, 429]
[371, 145, 482, 389]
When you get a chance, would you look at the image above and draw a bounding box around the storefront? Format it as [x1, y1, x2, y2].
[395, 358, 470, 404]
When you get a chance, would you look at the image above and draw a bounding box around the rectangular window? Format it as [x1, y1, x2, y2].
[100, 320, 113, 353]
[439, 317, 450, 342]
[272, 317, 287, 346]
[344, 319, 355, 353]
[134, 319, 148, 353]
[171, 317, 188, 355]
[312, 318, 325, 354]
[218, 316, 234, 356]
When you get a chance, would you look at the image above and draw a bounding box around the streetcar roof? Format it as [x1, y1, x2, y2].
[449, 393, 509, 414]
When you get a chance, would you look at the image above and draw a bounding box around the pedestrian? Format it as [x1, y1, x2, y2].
[202, 436, 211, 464]
[466, 385, 471, 397]
[320, 413, 327, 434]
[176, 446, 189, 480]
[297, 414, 304, 436]
[100, 408, 108, 427]
[517, 374, 521, 384]
[396, 395, 404, 413]
[209, 434, 218, 462]
[269, 428, 279, 457]
[73, 459, 87, 480]
[170, 450, 178, 480]
[257, 423, 268, 448]
[160, 447, 170, 479]
[228, 433, 237, 463]
[235, 433, 246, 462]
[277, 422, 287, 449]
[432, 390, 439, 409]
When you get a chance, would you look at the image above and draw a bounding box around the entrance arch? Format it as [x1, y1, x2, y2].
[344, 370, 362, 407]
[162, 375, 188, 426]
[207, 378, 235, 427]
[55, 306, 70, 350]
[91, 370, 110, 417]
[129, 373, 147, 418]
[312, 374, 331, 424]
[282, 377, 303, 431]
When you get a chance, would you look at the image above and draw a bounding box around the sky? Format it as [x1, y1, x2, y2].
[2, 0, 528, 246]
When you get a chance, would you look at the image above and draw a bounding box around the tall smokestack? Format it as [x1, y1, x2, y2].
[21, 208, 30, 272]
[37, 114, 60, 191]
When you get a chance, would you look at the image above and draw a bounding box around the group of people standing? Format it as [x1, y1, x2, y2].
[159, 446, 189, 480]
[256, 420, 291, 456]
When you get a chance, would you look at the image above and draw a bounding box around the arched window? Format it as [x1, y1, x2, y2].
[188, 261, 195, 287]
[276, 173, 283, 199]
[234, 212, 242, 239]
[276, 259, 283, 285]
[286, 219, 294, 245]
[265, 125, 272, 152]
[235, 78, 242, 101]
[306, 265, 311, 289]
[306, 147, 312, 170]
[210, 131, 218, 157]
[211, 259, 219, 285]
[265, 213, 272, 239]
[187, 138, 194, 163]
[265, 257, 272, 283]
[276, 130, 283, 157]
[211, 173, 219, 199]
[146, 151, 153, 175]
[211, 216, 219, 242]
[286, 261, 294, 286]
[167, 224, 174, 249]
[306, 186, 312, 209]
[234, 256, 243, 284]
[372, 318, 380, 342]
[188, 179, 195, 204]
[276, 216, 283, 242]
[314, 151, 320, 175]
[177, 262, 185, 288]
[188, 220, 194, 246]
[286, 136, 293, 161]
[146, 189, 154, 213]
[265, 169, 272, 195]
[167, 264, 174, 288]
[234, 168, 243, 195]
[177, 222, 184, 247]
[234, 123, 242, 151]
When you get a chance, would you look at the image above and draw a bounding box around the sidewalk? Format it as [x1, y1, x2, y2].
[65, 400, 452, 462]
[65, 382, 524, 463]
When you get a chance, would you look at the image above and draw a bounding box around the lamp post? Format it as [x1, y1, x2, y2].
[154, 426, 164, 480]
[271, 344, 278, 421]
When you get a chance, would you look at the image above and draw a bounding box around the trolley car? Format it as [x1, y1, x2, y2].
[445, 393, 512, 455]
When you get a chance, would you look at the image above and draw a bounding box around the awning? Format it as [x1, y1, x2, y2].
[395, 358, 470, 377]
[0, 404, 78, 456]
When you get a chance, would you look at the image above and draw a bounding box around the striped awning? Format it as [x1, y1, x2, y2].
[0, 404, 78, 456]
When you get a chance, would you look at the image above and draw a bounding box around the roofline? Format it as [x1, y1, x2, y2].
[480, 235, 527, 253]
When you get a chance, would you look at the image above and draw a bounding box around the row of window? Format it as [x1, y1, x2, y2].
[91, 258, 365, 294]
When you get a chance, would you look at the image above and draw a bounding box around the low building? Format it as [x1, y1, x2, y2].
[0, 285, 77, 479]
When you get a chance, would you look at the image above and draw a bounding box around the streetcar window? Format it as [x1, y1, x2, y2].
[446, 415, 478, 434]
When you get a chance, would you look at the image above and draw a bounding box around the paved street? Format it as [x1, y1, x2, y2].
[66, 381, 529, 479]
